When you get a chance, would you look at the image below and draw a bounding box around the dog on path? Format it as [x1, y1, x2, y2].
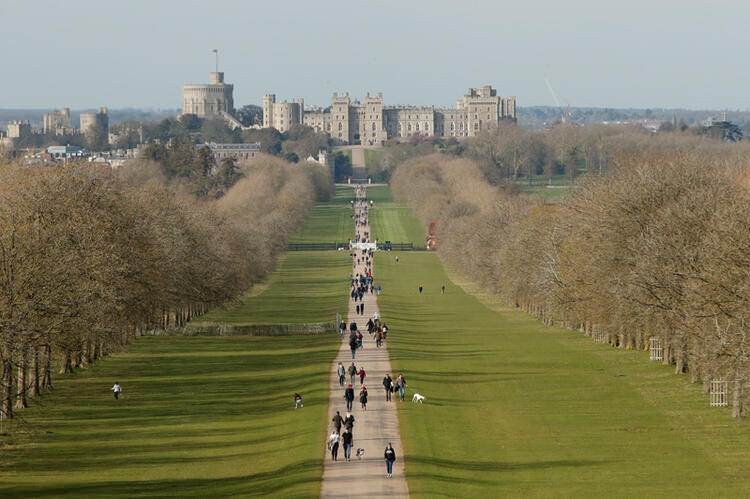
[412, 393, 425, 403]
[356, 448, 366, 459]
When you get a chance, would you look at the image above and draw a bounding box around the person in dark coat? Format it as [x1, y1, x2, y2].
[332, 411, 344, 434]
[342, 428, 354, 462]
[384, 443, 396, 477]
[382, 374, 393, 402]
[349, 336, 358, 359]
[344, 412, 355, 431]
[344, 384, 355, 411]
[348, 362, 357, 384]
[359, 385, 368, 410]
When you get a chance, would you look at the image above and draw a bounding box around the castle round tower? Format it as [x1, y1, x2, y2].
[182, 71, 234, 118]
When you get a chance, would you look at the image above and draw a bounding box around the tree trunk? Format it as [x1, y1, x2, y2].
[31, 347, 40, 397]
[59, 350, 73, 375]
[42, 345, 53, 390]
[1, 357, 14, 420]
[15, 354, 27, 409]
[732, 373, 744, 419]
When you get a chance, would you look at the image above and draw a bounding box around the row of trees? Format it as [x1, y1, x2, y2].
[0, 155, 331, 420]
[392, 133, 750, 417]
[375, 123, 740, 186]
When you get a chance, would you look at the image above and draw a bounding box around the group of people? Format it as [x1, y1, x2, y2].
[327, 187, 400, 478]
[328, 410, 356, 461]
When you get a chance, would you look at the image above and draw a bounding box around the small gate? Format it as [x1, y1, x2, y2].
[649, 337, 663, 361]
[710, 380, 728, 407]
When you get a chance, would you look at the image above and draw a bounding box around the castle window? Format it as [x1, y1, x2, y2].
[372, 123, 376, 131]
[415, 123, 420, 131]
[338, 123, 343, 131]
[424, 123, 429, 131]
[408, 124, 412, 131]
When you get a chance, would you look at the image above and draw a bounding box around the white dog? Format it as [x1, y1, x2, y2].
[412, 393, 425, 403]
[356, 448, 366, 460]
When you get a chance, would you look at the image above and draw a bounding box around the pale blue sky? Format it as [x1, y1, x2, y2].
[2, 0, 747, 110]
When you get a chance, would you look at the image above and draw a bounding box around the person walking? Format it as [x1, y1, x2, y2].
[328, 431, 340, 461]
[332, 411, 344, 434]
[337, 362, 346, 386]
[339, 320, 347, 337]
[357, 366, 367, 385]
[111, 382, 122, 400]
[418, 285, 423, 295]
[349, 335, 358, 359]
[342, 428, 354, 462]
[383, 374, 393, 402]
[344, 412, 355, 432]
[359, 385, 368, 410]
[384, 443, 396, 478]
[396, 374, 407, 401]
[375, 329, 383, 348]
[441, 284, 446, 294]
[348, 362, 358, 384]
[360, 302, 365, 316]
[344, 384, 355, 411]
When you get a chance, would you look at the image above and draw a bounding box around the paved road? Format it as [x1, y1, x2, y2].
[320, 189, 409, 498]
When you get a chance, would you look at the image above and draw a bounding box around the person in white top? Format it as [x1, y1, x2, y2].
[328, 431, 341, 461]
[111, 382, 122, 400]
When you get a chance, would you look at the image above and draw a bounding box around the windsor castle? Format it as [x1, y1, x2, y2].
[183, 69, 516, 145]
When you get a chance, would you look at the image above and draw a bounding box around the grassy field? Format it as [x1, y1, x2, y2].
[364, 148, 383, 167]
[289, 186, 354, 243]
[197, 251, 350, 325]
[0, 252, 351, 497]
[519, 184, 573, 201]
[368, 186, 426, 244]
[376, 251, 750, 497]
[0, 335, 337, 497]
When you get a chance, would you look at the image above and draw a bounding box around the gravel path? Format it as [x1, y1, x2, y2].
[320, 188, 409, 498]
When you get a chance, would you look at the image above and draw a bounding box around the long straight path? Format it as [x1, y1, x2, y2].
[321, 188, 409, 498]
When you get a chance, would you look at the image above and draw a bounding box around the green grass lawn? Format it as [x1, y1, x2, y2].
[197, 251, 350, 325]
[376, 252, 750, 497]
[519, 184, 573, 201]
[0, 335, 337, 498]
[364, 185, 393, 202]
[368, 187, 425, 244]
[364, 148, 383, 168]
[289, 186, 354, 243]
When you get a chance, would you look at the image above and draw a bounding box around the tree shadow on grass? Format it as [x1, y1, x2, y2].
[0, 458, 324, 498]
[407, 455, 606, 472]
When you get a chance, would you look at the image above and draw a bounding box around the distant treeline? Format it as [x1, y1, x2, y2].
[370, 124, 744, 184]
[519, 106, 750, 131]
[392, 133, 750, 418]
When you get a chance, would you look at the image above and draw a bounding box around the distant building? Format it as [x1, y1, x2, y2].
[80, 107, 109, 147]
[203, 142, 261, 161]
[46, 145, 88, 160]
[264, 85, 517, 145]
[6, 120, 31, 139]
[262, 95, 304, 134]
[182, 71, 235, 119]
[43, 108, 72, 135]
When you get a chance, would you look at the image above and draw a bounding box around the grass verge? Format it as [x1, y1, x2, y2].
[376, 251, 750, 497]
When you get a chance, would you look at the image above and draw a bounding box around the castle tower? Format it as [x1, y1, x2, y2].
[182, 69, 234, 118]
[262, 94, 276, 128]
